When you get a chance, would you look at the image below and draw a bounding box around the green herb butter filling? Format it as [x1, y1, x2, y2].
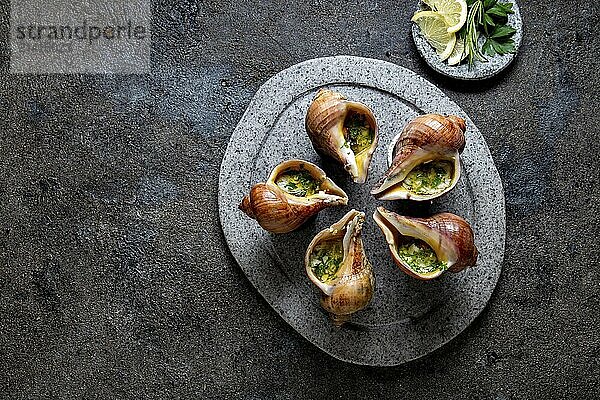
[276, 169, 320, 197]
[396, 239, 448, 275]
[401, 160, 453, 195]
[309, 240, 344, 282]
[343, 112, 374, 155]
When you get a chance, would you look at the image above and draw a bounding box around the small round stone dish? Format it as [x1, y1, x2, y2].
[412, 0, 523, 80]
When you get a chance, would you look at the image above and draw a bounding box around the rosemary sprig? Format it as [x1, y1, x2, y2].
[463, 0, 486, 67]
[461, 0, 516, 67]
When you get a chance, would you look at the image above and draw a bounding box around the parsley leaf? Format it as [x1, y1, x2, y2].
[490, 24, 516, 39]
[483, 37, 516, 56]
[482, 24, 516, 56]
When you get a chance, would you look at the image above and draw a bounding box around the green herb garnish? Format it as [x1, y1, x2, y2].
[401, 160, 453, 195]
[310, 240, 344, 282]
[396, 239, 448, 274]
[343, 112, 373, 155]
[462, 0, 516, 66]
[275, 169, 320, 197]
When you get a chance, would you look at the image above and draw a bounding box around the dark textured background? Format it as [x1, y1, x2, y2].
[0, 0, 599, 399]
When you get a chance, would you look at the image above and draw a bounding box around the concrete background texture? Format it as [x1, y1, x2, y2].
[0, 0, 598, 398]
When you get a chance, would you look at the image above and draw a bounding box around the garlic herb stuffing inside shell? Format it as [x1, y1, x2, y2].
[343, 111, 375, 156]
[401, 160, 454, 196]
[309, 240, 344, 282]
[275, 169, 320, 197]
[395, 239, 448, 275]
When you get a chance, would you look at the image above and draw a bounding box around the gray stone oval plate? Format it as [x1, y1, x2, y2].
[219, 56, 505, 366]
[412, 1, 522, 80]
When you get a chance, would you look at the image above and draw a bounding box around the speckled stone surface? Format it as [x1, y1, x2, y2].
[412, 1, 523, 80]
[219, 56, 505, 365]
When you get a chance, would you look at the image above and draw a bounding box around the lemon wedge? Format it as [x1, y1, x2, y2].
[423, 0, 468, 33]
[447, 37, 467, 65]
[412, 11, 457, 61]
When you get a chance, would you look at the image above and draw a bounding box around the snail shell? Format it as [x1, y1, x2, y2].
[305, 89, 379, 184]
[371, 114, 466, 201]
[240, 160, 348, 233]
[373, 207, 477, 280]
[305, 209, 375, 325]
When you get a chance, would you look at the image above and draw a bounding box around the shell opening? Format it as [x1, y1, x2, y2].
[373, 153, 460, 201]
[342, 105, 378, 184]
[308, 213, 358, 286]
[307, 238, 344, 284]
[399, 159, 454, 196]
[305, 210, 363, 295]
[393, 237, 448, 276]
[269, 160, 348, 204]
[275, 168, 321, 198]
[343, 110, 375, 156]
